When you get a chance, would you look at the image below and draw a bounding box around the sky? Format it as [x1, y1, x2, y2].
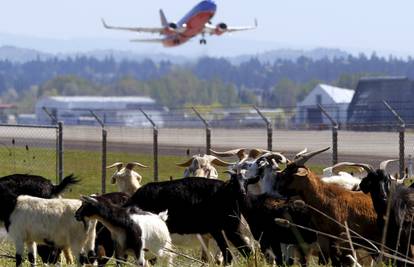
[0, 0, 413, 57]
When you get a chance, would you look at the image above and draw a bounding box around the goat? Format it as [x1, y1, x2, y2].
[274, 148, 379, 267]
[76, 195, 173, 267]
[346, 160, 414, 266]
[321, 163, 366, 191]
[78, 192, 131, 267]
[176, 154, 234, 178]
[123, 175, 252, 265]
[106, 162, 148, 195]
[0, 188, 97, 267]
[0, 174, 79, 265]
[241, 193, 317, 266]
[240, 151, 287, 195]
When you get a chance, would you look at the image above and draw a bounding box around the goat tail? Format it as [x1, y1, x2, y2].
[158, 210, 168, 222]
[52, 174, 80, 196]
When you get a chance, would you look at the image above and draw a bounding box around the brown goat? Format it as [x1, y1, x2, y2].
[276, 148, 379, 266]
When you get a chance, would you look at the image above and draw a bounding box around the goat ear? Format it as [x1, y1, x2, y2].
[296, 168, 308, 177]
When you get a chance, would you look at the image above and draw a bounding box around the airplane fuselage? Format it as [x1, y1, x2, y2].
[163, 0, 217, 47]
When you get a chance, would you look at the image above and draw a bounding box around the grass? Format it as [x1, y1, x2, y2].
[0, 146, 326, 266]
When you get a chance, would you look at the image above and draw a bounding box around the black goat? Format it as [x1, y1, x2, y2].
[123, 175, 252, 265]
[0, 173, 78, 265]
[358, 162, 414, 266]
[242, 194, 317, 266]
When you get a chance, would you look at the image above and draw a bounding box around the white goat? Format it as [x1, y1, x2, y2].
[7, 195, 97, 267]
[321, 162, 365, 191]
[176, 154, 234, 179]
[107, 162, 148, 195]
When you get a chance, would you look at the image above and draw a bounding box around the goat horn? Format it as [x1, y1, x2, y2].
[126, 162, 148, 170]
[331, 162, 375, 174]
[379, 159, 398, 173]
[294, 148, 308, 160]
[209, 157, 236, 167]
[330, 162, 373, 174]
[248, 149, 270, 160]
[293, 147, 330, 166]
[80, 195, 98, 203]
[265, 152, 287, 164]
[106, 162, 123, 171]
[176, 158, 194, 167]
[210, 148, 247, 161]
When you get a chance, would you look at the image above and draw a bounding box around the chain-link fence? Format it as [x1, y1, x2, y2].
[0, 123, 61, 182]
[5, 102, 414, 193]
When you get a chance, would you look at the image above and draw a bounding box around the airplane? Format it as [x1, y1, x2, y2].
[101, 0, 257, 47]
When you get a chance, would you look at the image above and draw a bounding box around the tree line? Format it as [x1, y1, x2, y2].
[1, 53, 413, 112]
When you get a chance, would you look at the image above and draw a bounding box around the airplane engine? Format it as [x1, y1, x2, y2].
[168, 22, 178, 30]
[214, 23, 228, 35]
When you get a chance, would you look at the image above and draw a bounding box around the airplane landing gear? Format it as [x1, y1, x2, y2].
[199, 39, 207, 45]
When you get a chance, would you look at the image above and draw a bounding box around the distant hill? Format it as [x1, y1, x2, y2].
[0, 45, 350, 65]
[0, 46, 53, 63]
[230, 48, 350, 64]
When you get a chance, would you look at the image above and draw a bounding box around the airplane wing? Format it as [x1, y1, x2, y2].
[130, 38, 165, 43]
[102, 19, 164, 34]
[204, 19, 258, 35]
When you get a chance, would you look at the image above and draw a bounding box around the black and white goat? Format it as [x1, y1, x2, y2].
[0, 185, 97, 267]
[88, 192, 131, 267]
[123, 175, 253, 265]
[76, 195, 172, 267]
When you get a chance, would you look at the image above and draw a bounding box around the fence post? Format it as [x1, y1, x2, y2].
[383, 100, 405, 178]
[318, 104, 339, 165]
[43, 107, 63, 182]
[90, 110, 107, 194]
[192, 107, 211, 155]
[253, 106, 272, 151]
[140, 109, 159, 182]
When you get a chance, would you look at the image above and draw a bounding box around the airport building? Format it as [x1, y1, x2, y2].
[35, 96, 164, 126]
[295, 84, 354, 126]
[347, 76, 414, 126]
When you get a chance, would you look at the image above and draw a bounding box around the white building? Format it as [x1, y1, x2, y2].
[296, 84, 354, 125]
[36, 96, 164, 126]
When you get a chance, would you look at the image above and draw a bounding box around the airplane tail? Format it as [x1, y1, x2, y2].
[159, 9, 168, 27]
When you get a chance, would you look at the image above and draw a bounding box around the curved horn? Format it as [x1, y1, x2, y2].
[176, 157, 195, 167]
[209, 156, 236, 167]
[330, 162, 373, 174]
[126, 162, 148, 170]
[248, 148, 270, 160]
[210, 148, 247, 161]
[331, 162, 375, 174]
[106, 162, 123, 171]
[379, 159, 398, 173]
[265, 152, 287, 164]
[293, 147, 330, 166]
[80, 195, 98, 204]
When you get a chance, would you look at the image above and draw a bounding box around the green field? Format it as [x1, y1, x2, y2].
[0, 147, 325, 266]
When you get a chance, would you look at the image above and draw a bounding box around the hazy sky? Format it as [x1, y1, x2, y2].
[1, 0, 413, 56]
